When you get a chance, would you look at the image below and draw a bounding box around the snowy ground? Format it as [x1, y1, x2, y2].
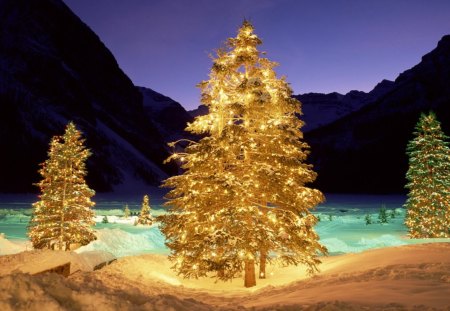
[0, 243, 449, 310]
[1, 193, 448, 257]
[1, 194, 449, 310]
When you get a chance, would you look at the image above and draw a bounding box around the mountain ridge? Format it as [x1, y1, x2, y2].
[0, 0, 176, 193]
[0, 0, 448, 194]
[305, 34, 450, 193]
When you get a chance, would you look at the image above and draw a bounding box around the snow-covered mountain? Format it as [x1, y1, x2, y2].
[0, 0, 175, 193]
[187, 36, 450, 193]
[296, 79, 395, 131]
[138, 86, 193, 141]
[306, 35, 450, 193]
[188, 81, 395, 133]
[1, 0, 448, 194]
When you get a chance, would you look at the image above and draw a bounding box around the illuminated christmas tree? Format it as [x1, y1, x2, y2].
[28, 122, 96, 250]
[160, 21, 326, 287]
[137, 195, 153, 225]
[404, 112, 450, 238]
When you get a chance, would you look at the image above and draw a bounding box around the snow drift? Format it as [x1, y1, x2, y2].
[0, 243, 449, 310]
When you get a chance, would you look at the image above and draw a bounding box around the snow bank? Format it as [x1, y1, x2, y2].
[0, 249, 117, 278]
[322, 234, 407, 254]
[93, 215, 138, 224]
[0, 243, 448, 310]
[0, 234, 28, 255]
[75, 228, 167, 257]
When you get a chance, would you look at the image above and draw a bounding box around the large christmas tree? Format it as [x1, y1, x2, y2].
[404, 112, 450, 238]
[160, 21, 326, 287]
[28, 122, 96, 250]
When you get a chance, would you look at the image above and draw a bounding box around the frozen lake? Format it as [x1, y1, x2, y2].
[1, 193, 448, 257]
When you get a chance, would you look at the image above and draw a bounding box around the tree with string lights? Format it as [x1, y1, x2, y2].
[159, 20, 326, 287]
[28, 122, 96, 250]
[137, 194, 154, 225]
[404, 112, 450, 238]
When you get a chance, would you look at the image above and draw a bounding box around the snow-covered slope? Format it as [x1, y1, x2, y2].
[0, 0, 175, 192]
[138, 86, 193, 141]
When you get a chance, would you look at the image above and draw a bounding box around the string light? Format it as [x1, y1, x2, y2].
[28, 122, 96, 251]
[159, 20, 327, 287]
[404, 112, 450, 238]
[137, 195, 154, 225]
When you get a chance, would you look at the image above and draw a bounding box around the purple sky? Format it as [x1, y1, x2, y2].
[63, 0, 450, 111]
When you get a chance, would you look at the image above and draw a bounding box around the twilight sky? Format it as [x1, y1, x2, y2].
[63, 0, 450, 111]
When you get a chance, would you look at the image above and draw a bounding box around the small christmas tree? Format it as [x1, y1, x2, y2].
[160, 21, 326, 287]
[28, 122, 96, 250]
[404, 112, 450, 238]
[137, 195, 153, 225]
[124, 204, 131, 218]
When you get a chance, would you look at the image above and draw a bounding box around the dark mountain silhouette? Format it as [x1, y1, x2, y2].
[0, 0, 179, 193]
[189, 81, 395, 132]
[0, 0, 448, 194]
[188, 36, 450, 194]
[306, 35, 450, 193]
[138, 86, 193, 141]
[296, 79, 395, 131]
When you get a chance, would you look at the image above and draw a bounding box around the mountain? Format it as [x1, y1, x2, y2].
[1, 0, 448, 195]
[138, 86, 193, 141]
[0, 0, 177, 193]
[187, 36, 450, 194]
[306, 35, 450, 193]
[188, 81, 395, 133]
[296, 79, 395, 131]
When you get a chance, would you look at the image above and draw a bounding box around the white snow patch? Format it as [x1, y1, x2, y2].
[148, 271, 182, 286]
[0, 234, 29, 255]
[75, 228, 166, 257]
[93, 215, 138, 224]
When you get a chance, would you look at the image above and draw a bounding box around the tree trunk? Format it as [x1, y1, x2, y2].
[244, 259, 256, 287]
[259, 250, 267, 279]
[217, 268, 225, 278]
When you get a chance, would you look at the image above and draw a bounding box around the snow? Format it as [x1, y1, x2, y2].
[2, 194, 448, 259]
[0, 249, 114, 276]
[0, 243, 449, 310]
[75, 227, 167, 257]
[94, 120, 169, 192]
[0, 234, 31, 255]
[1, 194, 450, 309]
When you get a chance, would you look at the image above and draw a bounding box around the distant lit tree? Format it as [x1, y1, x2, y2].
[404, 112, 450, 238]
[124, 204, 131, 218]
[160, 21, 326, 287]
[28, 122, 96, 250]
[137, 195, 153, 225]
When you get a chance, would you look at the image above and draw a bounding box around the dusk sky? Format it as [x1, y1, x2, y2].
[63, 0, 450, 111]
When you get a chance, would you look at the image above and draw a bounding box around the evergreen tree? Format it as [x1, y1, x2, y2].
[365, 214, 373, 225]
[124, 204, 131, 218]
[404, 112, 450, 238]
[160, 21, 326, 287]
[28, 122, 96, 250]
[137, 195, 153, 225]
[378, 205, 388, 224]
